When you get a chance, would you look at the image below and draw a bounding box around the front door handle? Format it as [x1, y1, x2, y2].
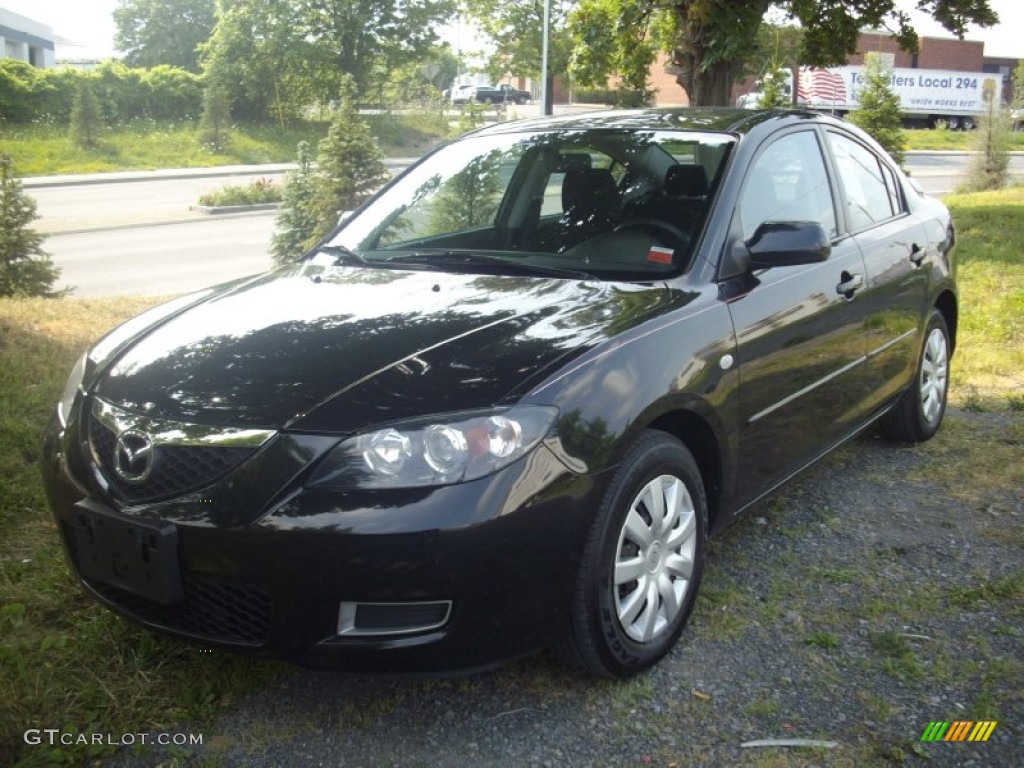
[836, 271, 864, 298]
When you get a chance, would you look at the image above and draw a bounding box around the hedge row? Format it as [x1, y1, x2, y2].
[0, 59, 202, 125]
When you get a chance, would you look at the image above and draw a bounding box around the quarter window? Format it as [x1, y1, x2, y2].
[827, 132, 898, 230]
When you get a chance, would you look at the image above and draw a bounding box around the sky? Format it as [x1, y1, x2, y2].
[1, 0, 1022, 60]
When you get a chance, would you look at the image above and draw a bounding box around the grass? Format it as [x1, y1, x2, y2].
[1, 112, 449, 177]
[904, 126, 1024, 151]
[2, 185, 1022, 765]
[944, 185, 1024, 409]
[0, 297, 285, 766]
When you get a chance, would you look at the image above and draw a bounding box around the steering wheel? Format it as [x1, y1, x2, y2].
[613, 218, 690, 251]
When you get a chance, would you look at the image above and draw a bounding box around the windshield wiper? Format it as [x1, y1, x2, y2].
[316, 244, 367, 266]
[381, 250, 592, 280]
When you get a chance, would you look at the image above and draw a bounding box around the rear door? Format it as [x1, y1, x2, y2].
[824, 130, 929, 414]
[725, 129, 870, 504]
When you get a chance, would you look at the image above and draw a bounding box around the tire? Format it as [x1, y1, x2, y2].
[879, 309, 950, 442]
[556, 430, 707, 678]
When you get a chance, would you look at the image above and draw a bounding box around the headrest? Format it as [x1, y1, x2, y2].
[665, 164, 709, 197]
[562, 168, 619, 214]
[557, 153, 592, 172]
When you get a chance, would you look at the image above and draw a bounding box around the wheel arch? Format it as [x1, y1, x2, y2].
[645, 408, 725, 533]
[934, 289, 958, 355]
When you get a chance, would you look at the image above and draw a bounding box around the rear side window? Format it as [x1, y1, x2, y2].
[827, 132, 900, 231]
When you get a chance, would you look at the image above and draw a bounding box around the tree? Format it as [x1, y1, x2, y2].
[198, 77, 232, 151]
[847, 52, 906, 166]
[755, 64, 790, 108]
[202, 0, 455, 120]
[464, 0, 577, 100]
[567, 1, 999, 106]
[68, 77, 102, 149]
[0, 155, 62, 298]
[961, 89, 1012, 192]
[271, 142, 322, 264]
[311, 76, 392, 242]
[114, 0, 216, 72]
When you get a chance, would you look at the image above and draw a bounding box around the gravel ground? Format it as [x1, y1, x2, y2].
[112, 409, 1022, 767]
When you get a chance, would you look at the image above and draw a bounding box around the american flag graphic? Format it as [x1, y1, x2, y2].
[797, 69, 847, 104]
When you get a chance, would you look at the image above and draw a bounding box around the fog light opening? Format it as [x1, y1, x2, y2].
[337, 600, 452, 637]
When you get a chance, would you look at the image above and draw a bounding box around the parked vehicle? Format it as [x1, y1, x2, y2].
[43, 108, 956, 678]
[452, 83, 531, 104]
[738, 65, 1001, 129]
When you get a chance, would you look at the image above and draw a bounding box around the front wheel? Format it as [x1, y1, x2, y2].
[880, 309, 950, 442]
[556, 431, 707, 677]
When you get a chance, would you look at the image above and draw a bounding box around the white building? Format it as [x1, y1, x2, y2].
[0, 7, 56, 68]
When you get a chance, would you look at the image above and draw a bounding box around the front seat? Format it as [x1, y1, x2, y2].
[555, 168, 620, 251]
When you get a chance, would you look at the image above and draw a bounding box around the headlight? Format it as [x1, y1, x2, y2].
[308, 406, 558, 489]
[57, 352, 89, 427]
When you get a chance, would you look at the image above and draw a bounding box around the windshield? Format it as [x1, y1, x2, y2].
[327, 128, 734, 281]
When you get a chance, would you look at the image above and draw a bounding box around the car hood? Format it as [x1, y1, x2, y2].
[93, 265, 667, 432]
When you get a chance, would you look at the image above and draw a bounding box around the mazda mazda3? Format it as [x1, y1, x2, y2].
[41, 109, 957, 677]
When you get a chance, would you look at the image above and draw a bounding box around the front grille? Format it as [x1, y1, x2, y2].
[86, 573, 271, 646]
[89, 417, 254, 503]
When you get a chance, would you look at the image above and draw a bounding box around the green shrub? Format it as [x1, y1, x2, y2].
[197, 178, 281, 207]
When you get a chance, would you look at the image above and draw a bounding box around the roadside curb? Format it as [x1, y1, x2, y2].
[22, 158, 418, 189]
[43, 208, 277, 237]
[189, 203, 281, 215]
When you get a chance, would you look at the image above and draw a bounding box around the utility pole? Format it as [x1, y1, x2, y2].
[541, 0, 552, 115]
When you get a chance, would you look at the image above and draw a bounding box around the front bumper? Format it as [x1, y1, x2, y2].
[41, 410, 601, 673]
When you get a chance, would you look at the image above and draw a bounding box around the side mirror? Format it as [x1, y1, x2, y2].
[746, 221, 831, 269]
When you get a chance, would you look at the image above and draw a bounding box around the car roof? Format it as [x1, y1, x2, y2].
[470, 107, 833, 137]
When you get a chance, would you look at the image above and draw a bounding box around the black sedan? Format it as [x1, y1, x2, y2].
[42, 109, 956, 678]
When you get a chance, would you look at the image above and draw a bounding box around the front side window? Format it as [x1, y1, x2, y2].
[329, 129, 735, 280]
[737, 131, 837, 242]
[827, 132, 898, 231]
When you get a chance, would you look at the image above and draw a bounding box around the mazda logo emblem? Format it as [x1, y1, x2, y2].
[114, 430, 154, 483]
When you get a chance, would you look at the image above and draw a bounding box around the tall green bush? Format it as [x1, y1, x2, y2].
[0, 155, 62, 297]
[69, 78, 103, 149]
[0, 61, 201, 125]
[960, 97, 1012, 192]
[311, 76, 391, 241]
[847, 53, 906, 166]
[271, 141, 321, 264]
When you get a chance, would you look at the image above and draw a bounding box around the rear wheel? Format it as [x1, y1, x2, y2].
[880, 309, 950, 442]
[556, 431, 707, 677]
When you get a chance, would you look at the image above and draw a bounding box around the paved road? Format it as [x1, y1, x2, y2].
[25, 153, 1024, 298]
[50, 213, 276, 298]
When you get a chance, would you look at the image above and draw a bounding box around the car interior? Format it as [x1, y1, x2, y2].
[360, 132, 734, 278]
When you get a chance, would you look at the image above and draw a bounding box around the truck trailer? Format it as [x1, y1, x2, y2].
[738, 65, 1002, 129]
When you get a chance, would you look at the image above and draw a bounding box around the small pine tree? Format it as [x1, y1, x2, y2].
[312, 75, 391, 241]
[848, 53, 906, 167]
[960, 94, 1012, 192]
[271, 141, 322, 264]
[756, 63, 790, 109]
[69, 77, 102, 149]
[199, 79, 232, 152]
[0, 155, 63, 297]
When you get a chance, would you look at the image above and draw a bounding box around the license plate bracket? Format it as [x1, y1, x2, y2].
[72, 499, 183, 604]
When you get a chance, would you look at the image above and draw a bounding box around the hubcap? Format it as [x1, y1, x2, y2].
[613, 474, 697, 643]
[920, 327, 948, 425]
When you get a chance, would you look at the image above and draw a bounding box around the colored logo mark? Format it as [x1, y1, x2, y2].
[920, 721, 997, 742]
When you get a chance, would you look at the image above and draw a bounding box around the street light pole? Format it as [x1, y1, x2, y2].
[541, 0, 552, 115]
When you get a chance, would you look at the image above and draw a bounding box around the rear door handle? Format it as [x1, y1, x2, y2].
[836, 272, 864, 298]
[910, 243, 925, 265]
